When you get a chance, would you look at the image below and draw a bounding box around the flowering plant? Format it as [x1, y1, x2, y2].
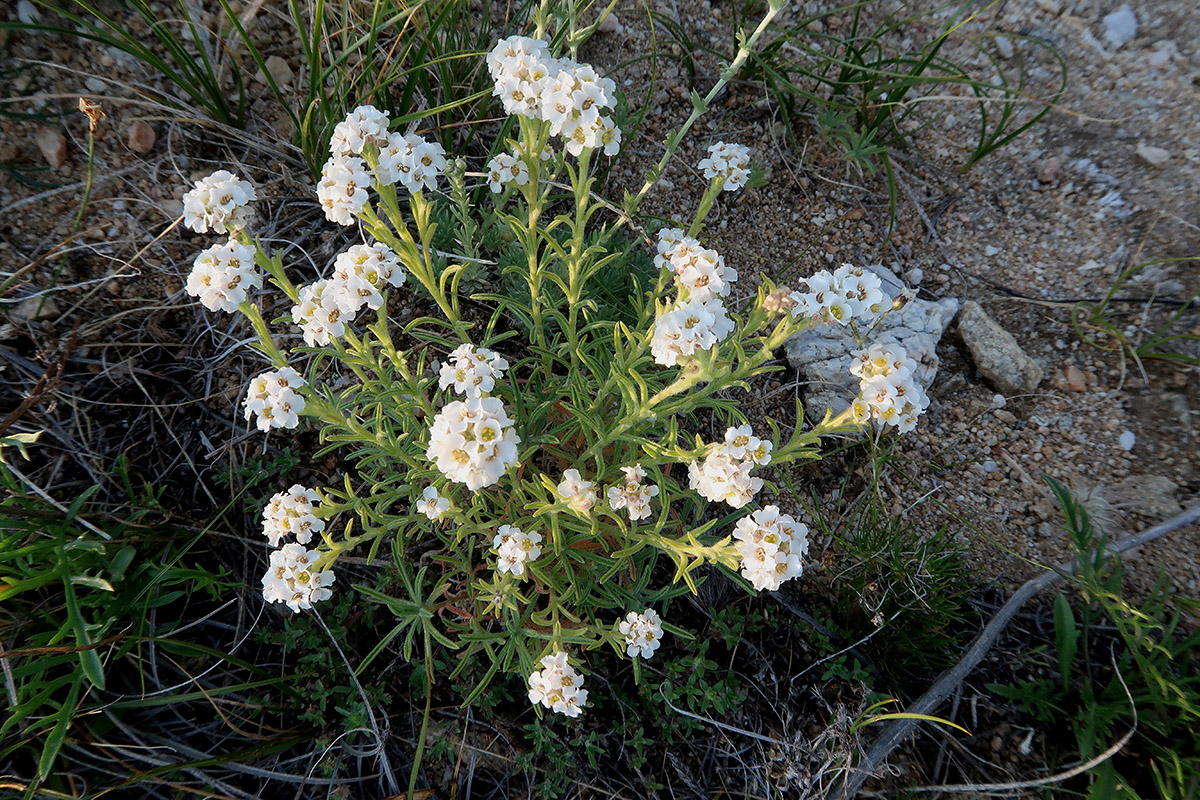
[182, 31, 924, 718]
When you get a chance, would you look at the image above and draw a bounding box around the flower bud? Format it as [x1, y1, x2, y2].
[764, 286, 796, 314]
[892, 288, 917, 310]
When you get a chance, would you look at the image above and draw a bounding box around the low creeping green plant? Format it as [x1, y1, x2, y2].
[178, 12, 932, 724]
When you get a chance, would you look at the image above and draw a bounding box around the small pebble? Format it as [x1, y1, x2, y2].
[262, 55, 294, 88]
[127, 120, 157, 153]
[597, 12, 623, 34]
[1065, 364, 1087, 392]
[995, 36, 1014, 59]
[1102, 4, 1137, 50]
[85, 77, 107, 93]
[1135, 143, 1170, 166]
[1147, 40, 1177, 68]
[1119, 431, 1136, 450]
[992, 394, 1007, 408]
[17, 0, 40, 24]
[1036, 156, 1060, 184]
[35, 127, 67, 167]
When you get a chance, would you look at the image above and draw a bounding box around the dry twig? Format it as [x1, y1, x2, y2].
[829, 500, 1200, 799]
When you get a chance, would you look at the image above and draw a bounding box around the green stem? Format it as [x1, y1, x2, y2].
[409, 644, 434, 799]
[46, 119, 98, 315]
[237, 301, 288, 368]
[623, 1, 783, 217]
[686, 177, 726, 239]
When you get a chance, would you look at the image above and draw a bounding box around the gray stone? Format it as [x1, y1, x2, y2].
[1107, 475, 1182, 520]
[8, 296, 59, 324]
[785, 266, 959, 419]
[1102, 4, 1137, 50]
[957, 301, 1043, 395]
[1135, 143, 1170, 166]
[597, 12, 623, 34]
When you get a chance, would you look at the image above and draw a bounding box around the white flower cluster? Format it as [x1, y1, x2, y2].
[416, 486, 450, 521]
[486, 151, 529, 193]
[789, 263, 890, 326]
[487, 36, 621, 156]
[375, 131, 447, 192]
[317, 155, 372, 226]
[244, 367, 307, 432]
[607, 464, 659, 522]
[318, 105, 446, 226]
[733, 505, 809, 591]
[527, 651, 588, 717]
[619, 609, 664, 659]
[261, 542, 335, 613]
[697, 141, 751, 191]
[329, 105, 390, 157]
[650, 228, 737, 367]
[182, 169, 256, 234]
[688, 424, 772, 509]
[438, 344, 510, 397]
[261, 485, 325, 547]
[653, 227, 738, 302]
[493, 523, 543, 577]
[556, 469, 597, 515]
[487, 142, 553, 193]
[850, 341, 930, 433]
[425, 396, 520, 490]
[291, 243, 406, 346]
[650, 296, 735, 368]
[185, 240, 263, 313]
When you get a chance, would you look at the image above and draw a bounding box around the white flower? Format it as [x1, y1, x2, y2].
[688, 450, 762, 509]
[656, 234, 738, 302]
[416, 486, 450, 521]
[291, 280, 346, 346]
[556, 469, 597, 515]
[733, 505, 809, 591]
[376, 132, 446, 193]
[722, 424, 772, 465]
[329, 242, 405, 315]
[789, 264, 891, 326]
[182, 170, 256, 234]
[487, 36, 561, 119]
[849, 341, 928, 433]
[543, 63, 618, 156]
[688, 424, 773, 509]
[185, 240, 262, 313]
[527, 650, 588, 717]
[486, 36, 621, 157]
[597, 115, 622, 157]
[262, 485, 325, 547]
[244, 367, 307, 432]
[425, 396, 521, 490]
[619, 609, 663, 659]
[317, 154, 371, 226]
[649, 297, 735, 367]
[606, 464, 659, 521]
[486, 151, 529, 193]
[492, 523, 543, 577]
[437, 344, 509, 397]
[261, 542, 335, 613]
[698, 141, 751, 191]
[329, 105, 390, 158]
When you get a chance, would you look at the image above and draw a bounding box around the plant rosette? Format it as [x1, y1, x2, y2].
[181, 35, 927, 718]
